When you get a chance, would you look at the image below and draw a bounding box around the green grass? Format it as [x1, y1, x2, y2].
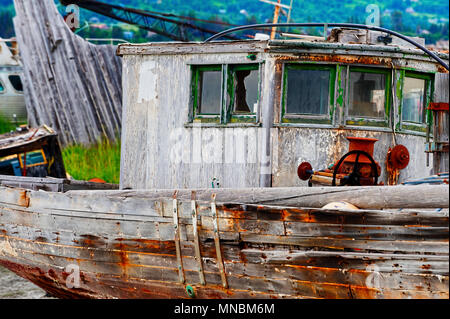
[62, 138, 121, 184]
[0, 115, 16, 134]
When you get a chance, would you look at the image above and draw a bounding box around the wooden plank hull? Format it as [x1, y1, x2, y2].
[0, 185, 448, 299]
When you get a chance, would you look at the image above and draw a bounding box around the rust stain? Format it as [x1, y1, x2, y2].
[80, 234, 106, 248]
[275, 54, 393, 67]
[17, 190, 30, 208]
[116, 241, 130, 279]
[437, 65, 449, 73]
[405, 225, 432, 228]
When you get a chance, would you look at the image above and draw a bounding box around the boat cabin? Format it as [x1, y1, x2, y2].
[117, 29, 449, 190]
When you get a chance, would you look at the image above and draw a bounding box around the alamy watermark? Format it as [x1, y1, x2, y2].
[365, 4, 380, 27]
[65, 264, 80, 289]
[168, 125, 277, 174]
[64, 4, 80, 30]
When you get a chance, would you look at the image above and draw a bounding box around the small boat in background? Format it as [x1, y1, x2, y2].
[0, 38, 27, 124]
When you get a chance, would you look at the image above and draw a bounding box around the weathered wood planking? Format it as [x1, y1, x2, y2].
[0, 175, 118, 192]
[0, 185, 448, 299]
[12, 0, 122, 146]
[432, 73, 449, 174]
[66, 185, 449, 209]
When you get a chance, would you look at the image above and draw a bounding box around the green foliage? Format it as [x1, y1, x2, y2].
[0, 6, 15, 39]
[1, 0, 447, 44]
[62, 138, 121, 184]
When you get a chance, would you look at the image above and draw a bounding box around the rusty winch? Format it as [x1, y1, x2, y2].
[298, 136, 410, 186]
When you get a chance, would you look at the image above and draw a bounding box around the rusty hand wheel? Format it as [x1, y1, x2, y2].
[332, 150, 379, 186]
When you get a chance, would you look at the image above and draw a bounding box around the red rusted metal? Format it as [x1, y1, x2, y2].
[345, 137, 378, 164]
[428, 102, 449, 111]
[297, 162, 313, 181]
[333, 137, 381, 184]
[388, 145, 410, 170]
[88, 178, 106, 183]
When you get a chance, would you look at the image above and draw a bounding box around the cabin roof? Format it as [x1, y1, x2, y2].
[117, 29, 449, 64]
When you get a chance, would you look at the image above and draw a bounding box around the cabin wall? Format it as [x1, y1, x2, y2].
[119, 43, 447, 190]
[120, 53, 274, 189]
[273, 128, 432, 187]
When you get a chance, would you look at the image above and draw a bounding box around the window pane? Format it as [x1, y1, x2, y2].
[8, 75, 23, 92]
[0, 81, 4, 93]
[349, 72, 386, 118]
[402, 77, 426, 123]
[199, 70, 221, 114]
[286, 69, 330, 115]
[234, 69, 259, 113]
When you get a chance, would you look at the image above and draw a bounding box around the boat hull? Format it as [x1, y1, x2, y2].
[0, 184, 448, 299]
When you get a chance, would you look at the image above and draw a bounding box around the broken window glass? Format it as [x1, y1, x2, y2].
[348, 71, 386, 118]
[198, 70, 222, 115]
[233, 68, 259, 114]
[8, 75, 23, 92]
[402, 76, 426, 123]
[285, 68, 330, 115]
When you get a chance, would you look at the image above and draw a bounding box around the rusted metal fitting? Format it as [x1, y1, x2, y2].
[427, 102, 449, 111]
[297, 162, 313, 181]
[387, 144, 410, 170]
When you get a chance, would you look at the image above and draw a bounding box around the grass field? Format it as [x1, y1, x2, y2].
[0, 115, 17, 134]
[62, 138, 121, 184]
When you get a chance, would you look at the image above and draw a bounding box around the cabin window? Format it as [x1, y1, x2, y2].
[8, 75, 23, 92]
[346, 67, 390, 127]
[0, 80, 4, 93]
[399, 71, 433, 133]
[281, 64, 336, 124]
[402, 76, 426, 124]
[228, 64, 260, 122]
[191, 65, 223, 121]
[191, 63, 261, 124]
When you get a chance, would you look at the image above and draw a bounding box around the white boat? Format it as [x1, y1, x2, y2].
[0, 38, 27, 124]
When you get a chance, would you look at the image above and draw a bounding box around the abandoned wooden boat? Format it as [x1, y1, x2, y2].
[0, 23, 449, 299]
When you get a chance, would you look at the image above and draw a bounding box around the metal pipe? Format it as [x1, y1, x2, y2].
[204, 23, 449, 70]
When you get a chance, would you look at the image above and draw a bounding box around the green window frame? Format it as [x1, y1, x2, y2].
[190, 63, 261, 124]
[345, 66, 391, 128]
[227, 64, 260, 123]
[399, 70, 433, 134]
[190, 65, 223, 123]
[281, 63, 336, 125]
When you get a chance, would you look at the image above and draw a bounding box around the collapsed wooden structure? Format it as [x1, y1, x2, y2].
[12, 0, 122, 146]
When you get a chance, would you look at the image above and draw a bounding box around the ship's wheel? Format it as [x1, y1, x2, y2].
[332, 150, 379, 186]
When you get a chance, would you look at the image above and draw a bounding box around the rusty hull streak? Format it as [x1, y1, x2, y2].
[17, 190, 30, 208]
[272, 53, 449, 73]
[0, 230, 447, 299]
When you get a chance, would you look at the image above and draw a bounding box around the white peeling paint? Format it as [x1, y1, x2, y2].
[0, 239, 17, 257]
[137, 60, 158, 103]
